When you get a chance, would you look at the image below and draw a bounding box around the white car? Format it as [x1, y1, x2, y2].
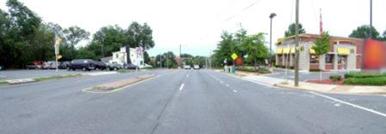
[184, 65, 191, 70]
[193, 65, 200, 70]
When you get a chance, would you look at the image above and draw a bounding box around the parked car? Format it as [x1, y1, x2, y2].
[69, 59, 97, 71]
[106, 62, 123, 70]
[58, 61, 71, 69]
[184, 65, 191, 70]
[124, 64, 138, 70]
[26, 61, 44, 69]
[43, 61, 58, 69]
[94, 61, 107, 70]
[193, 65, 200, 70]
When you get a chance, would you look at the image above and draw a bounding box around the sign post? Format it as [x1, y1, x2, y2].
[231, 53, 238, 73]
[54, 36, 62, 72]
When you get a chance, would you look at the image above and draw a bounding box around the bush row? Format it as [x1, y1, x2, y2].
[344, 77, 386, 86]
[237, 66, 271, 74]
[344, 72, 386, 79]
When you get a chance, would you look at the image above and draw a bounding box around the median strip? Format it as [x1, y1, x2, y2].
[3, 74, 81, 85]
[84, 74, 154, 93]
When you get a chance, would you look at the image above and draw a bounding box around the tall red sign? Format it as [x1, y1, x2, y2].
[363, 39, 385, 69]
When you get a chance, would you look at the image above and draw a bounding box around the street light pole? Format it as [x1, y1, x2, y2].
[294, 0, 300, 86]
[269, 13, 277, 68]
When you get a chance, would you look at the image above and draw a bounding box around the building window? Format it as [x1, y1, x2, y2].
[338, 55, 347, 64]
[325, 54, 334, 63]
[310, 55, 319, 63]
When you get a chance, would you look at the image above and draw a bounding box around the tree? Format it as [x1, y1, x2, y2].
[87, 25, 127, 59]
[213, 31, 236, 66]
[242, 33, 268, 70]
[285, 23, 306, 37]
[381, 31, 386, 41]
[126, 22, 155, 50]
[144, 51, 150, 64]
[155, 51, 177, 68]
[62, 26, 89, 60]
[1, 0, 43, 68]
[63, 26, 89, 47]
[349, 25, 380, 39]
[312, 32, 330, 80]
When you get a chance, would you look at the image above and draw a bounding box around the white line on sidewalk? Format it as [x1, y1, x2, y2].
[310, 91, 386, 118]
[179, 83, 185, 91]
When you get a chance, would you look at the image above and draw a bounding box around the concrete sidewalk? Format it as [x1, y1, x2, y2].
[227, 70, 386, 95]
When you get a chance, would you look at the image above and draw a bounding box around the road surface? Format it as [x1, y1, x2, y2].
[0, 69, 385, 134]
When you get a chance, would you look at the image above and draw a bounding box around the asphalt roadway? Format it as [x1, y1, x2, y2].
[0, 69, 385, 134]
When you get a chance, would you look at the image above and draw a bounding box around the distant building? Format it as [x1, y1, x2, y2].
[110, 46, 145, 68]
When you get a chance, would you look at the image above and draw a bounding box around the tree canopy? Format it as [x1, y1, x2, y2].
[312, 32, 330, 56]
[285, 23, 306, 37]
[0, 0, 156, 68]
[349, 25, 380, 39]
[212, 29, 268, 67]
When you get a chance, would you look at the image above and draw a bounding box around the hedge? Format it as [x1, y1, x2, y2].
[344, 72, 386, 79]
[329, 75, 342, 81]
[344, 77, 386, 86]
[237, 66, 271, 74]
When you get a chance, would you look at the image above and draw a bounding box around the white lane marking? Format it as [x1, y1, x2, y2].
[310, 91, 386, 118]
[186, 74, 189, 78]
[225, 84, 230, 87]
[232, 89, 238, 93]
[179, 83, 185, 91]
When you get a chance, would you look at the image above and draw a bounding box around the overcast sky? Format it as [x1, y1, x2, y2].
[1, 0, 385, 56]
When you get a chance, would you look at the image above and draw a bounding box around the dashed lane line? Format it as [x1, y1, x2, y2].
[179, 83, 185, 91]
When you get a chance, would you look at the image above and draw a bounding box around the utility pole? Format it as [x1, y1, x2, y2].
[269, 13, 277, 68]
[370, 0, 373, 38]
[294, 0, 300, 87]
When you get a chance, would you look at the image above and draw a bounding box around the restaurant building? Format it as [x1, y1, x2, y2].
[275, 34, 364, 71]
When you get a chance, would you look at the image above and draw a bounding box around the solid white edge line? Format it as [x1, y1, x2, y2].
[309, 91, 386, 118]
[179, 83, 184, 91]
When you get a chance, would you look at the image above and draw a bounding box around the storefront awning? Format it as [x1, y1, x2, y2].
[337, 48, 350, 55]
[309, 48, 315, 54]
[276, 48, 283, 54]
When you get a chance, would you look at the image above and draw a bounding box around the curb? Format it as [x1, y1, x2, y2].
[5, 78, 36, 85]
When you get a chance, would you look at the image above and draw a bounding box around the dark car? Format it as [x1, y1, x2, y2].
[124, 63, 138, 70]
[69, 59, 97, 71]
[106, 62, 123, 71]
[59, 61, 71, 69]
[94, 61, 107, 70]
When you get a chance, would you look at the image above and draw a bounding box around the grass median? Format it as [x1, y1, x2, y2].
[34, 74, 81, 81]
[86, 74, 154, 93]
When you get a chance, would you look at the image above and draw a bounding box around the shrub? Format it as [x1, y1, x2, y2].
[237, 66, 271, 74]
[329, 75, 342, 81]
[257, 67, 271, 74]
[344, 77, 386, 86]
[344, 72, 386, 79]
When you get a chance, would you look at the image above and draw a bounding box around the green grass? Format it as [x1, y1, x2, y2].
[0, 80, 7, 85]
[34, 74, 81, 81]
